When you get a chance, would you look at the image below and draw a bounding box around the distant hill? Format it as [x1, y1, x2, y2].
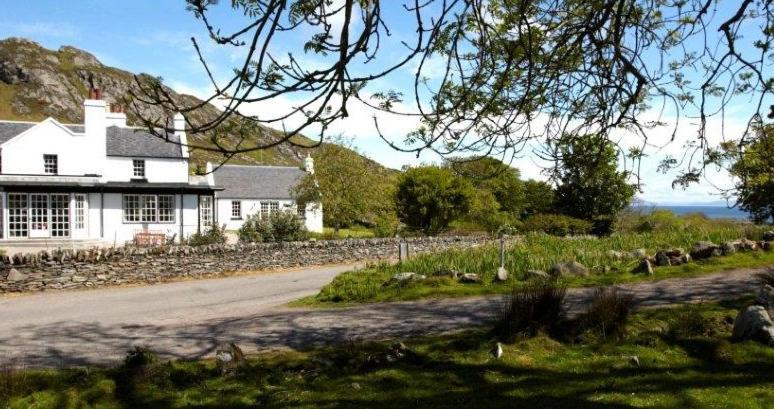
[0, 37, 387, 173]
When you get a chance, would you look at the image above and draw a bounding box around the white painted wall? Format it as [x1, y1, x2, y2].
[100, 193, 201, 245]
[1, 120, 102, 176]
[103, 157, 189, 183]
[215, 198, 323, 233]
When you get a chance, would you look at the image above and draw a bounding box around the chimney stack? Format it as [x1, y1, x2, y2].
[106, 102, 127, 127]
[84, 87, 107, 174]
[173, 113, 190, 159]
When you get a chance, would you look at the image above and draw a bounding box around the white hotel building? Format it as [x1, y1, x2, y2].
[0, 91, 322, 247]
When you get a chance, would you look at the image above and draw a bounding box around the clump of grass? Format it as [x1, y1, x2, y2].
[493, 278, 567, 341]
[578, 287, 634, 341]
[0, 365, 27, 406]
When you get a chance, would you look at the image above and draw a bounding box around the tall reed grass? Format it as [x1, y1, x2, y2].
[314, 225, 770, 303]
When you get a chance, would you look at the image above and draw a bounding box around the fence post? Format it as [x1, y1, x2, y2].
[399, 241, 409, 264]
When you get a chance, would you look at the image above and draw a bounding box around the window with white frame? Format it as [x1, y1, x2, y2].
[74, 194, 87, 230]
[260, 202, 270, 219]
[50, 194, 70, 237]
[231, 201, 242, 219]
[123, 194, 175, 223]
[133, 159, 145, 178]
[8, 193, 29, 237]
[199, 196, 213, 227]
[43, 154, 58, 174]
[296, 202, 306, 220]
[158, 195, 175, 222]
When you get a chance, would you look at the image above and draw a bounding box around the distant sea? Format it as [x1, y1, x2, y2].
[636, 205, 749, 220]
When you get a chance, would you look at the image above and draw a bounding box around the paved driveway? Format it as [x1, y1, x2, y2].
[0, 264, 768, 368]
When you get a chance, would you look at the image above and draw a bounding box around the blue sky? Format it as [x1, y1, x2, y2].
[0, 0, 759, 205]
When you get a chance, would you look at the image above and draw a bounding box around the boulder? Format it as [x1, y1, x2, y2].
[636, 259, 654, 275]
[757, 284, 774, 315]
[459, 273, 482, 283]
[759, 241, 771, 251]
[690, 241, 721, 260]
[732, 306, 774, 345]
[665, 248, 685, 258]
[681, 253, 692, 264]
[495, 267, 508, 282]
[389, 272, 426, 284]
[721, 241, 738, 255]
[215, 342, 245, 374]
[740, 238, 758, 251]
[763, 231, 774, 242]
[6, 268, 27, 281]
[525, 269, 549, 280]
[654, 252, 671, 267]
[548, 261, 589, 278]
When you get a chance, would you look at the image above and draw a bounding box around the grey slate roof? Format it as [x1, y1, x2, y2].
[213, 165, 306, 199]
[0, 121, 183, 158]
[0, 122, 34, 144]
[106, 126, 183, 158]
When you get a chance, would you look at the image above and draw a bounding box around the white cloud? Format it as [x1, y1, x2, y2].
[1, 21, 81, 39]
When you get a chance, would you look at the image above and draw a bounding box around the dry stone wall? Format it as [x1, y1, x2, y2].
[0, 236, 493, 293]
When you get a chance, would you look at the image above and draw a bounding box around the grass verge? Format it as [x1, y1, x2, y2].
[2, 299, 772, 408]
[298, 228, 774, 306]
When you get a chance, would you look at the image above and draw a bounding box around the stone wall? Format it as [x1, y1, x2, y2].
[0, 236, 494, 293]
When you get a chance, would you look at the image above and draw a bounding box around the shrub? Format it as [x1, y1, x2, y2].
[522, 214, 592, 236]
[124, 346, 159, 369]
[579, 287, 634, 341]
[493, 279, 567, 341]
[238, 211, 308, 243]
[238, 214, 273, 243]
[186, 224, 227, 246]
[668, 304, 717, 338]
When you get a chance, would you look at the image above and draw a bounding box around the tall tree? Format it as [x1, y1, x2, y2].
[447, 157, 525, 215]
[521, 180, 556, 219]
[395, 166, 473, 234]
[128, 0, 770, 189]
[551, 134, 636, 221]
[292, 137, 395, 235]
[721, 125, 774, 223]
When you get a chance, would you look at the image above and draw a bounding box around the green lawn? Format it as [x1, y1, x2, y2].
[309, 226, 377, 240]
[299, 228, 774, 306]
[3, 299, 773, 408]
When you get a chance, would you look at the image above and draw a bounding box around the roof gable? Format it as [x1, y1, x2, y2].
[213, 165, 306, 199]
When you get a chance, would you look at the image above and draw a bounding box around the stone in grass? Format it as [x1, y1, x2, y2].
[548, 261, 588, 278]
[629, 355, 640, 367]
[388, 272, 426, 285]
[6, 268, 27, 282]
[215, 342, 246, 374]
[690, 241, 721, 260]
[764, 231, 774, 242]
[654, 252, 671, 267]
[495, 267, 508, 282]
[636, 259, 654, 275]
[525, 269, 550, 280]
[732, 306, 774, 346]
[459, 273, 482, 284]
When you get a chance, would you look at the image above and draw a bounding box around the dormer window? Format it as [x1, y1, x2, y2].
[43, 154, 58, 174]
[133, 159, 145, 178]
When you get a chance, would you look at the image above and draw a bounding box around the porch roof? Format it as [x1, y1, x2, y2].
[0, 179, 222, 194]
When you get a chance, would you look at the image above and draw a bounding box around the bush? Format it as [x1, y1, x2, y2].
[238, 214, 273, 243]
[186, 224, 227, 246]
[238, 211, 308, 243]
[579, 288, 634, 341]
[493, 279, 567, 341]
[668, 304, 717, 338]
[522, 214, 592, 236]
[124, 346, 159, 369]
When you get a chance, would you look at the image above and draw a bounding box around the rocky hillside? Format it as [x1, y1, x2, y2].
[0, 37, 346, 169]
